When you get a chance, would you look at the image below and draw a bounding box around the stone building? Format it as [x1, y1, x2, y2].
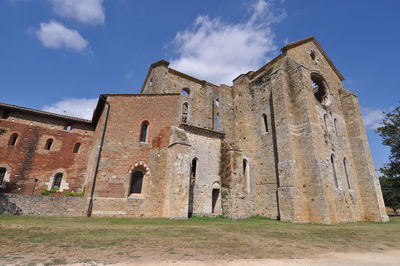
[0, 36, 388, 223]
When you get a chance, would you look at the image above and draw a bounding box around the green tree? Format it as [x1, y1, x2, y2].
[376, 105, 400, 213]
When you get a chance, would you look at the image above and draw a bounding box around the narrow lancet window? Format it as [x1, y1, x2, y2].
[331, 154, 339, 189]
[73, 143, 81, 153]
[0, 168, 6, 186]
[262, 114, 269, 133]
[344, 158, 351, 189]
[182, 102, 189, 123]
[139, 121, 149, 142]
[216, 113, 220, 132]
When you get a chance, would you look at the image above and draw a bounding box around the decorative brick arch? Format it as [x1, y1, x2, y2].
[128, 161, 151, 176]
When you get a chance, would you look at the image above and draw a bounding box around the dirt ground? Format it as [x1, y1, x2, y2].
[1, 216, 399, 265]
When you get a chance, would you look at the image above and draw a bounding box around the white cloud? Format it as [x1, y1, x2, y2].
[50, 0, 105, 25]
[170, 0, 286, 85]
[42, 98, 98, 120]
[36, 20, 88, 52]
[125, 70, 134, 79]
[361, 107, 387, 130]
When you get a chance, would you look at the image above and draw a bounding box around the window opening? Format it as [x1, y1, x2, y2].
[262, 114, 269, 133]
[2, 110, 9, 119]
[331, 154, 339, 189]
[0, 168, 6, 186]
[212, 189, 220, 213]
[216, 113, 220, 132]
[188, 158, 197, 217]
[311, 73, 329, 105]
[52, 173, 63, 190]
[243, 159, 250, 193]
[310, 51, 316, 61]
[65, 124, 72, 131]
[73, 143, 81, 153]
[9, 133, 18, 146]
[182, 88, 190, 96]
[215, 99, 219, 107]
[324, 114, 328, 131]
[182, 102, 189, 123]
[130, 171, 144, 194]
[344, 158, 351, 189]
[139, 121, 149, 142]
[149, 78, 153, 86]
[45, 139, 53, 150]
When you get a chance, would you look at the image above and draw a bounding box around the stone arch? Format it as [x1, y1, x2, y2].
[128, 161, 151, 176]
[311, 72, 331, 106]
[8, 132, 19, 146]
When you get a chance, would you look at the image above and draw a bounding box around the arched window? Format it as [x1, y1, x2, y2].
[343, 158, 351, 189]
[9, 133, 18, 146]
[52, 173, 63, 190]
[182, 102, 189, 123]
[212, 188, 220, 213]
[73, 143, 81, 153]
[139, 121, 149, 142]
[243, 159, 250, 193]
[262, 114, 269, 133]
[45, 139, 53, 150]
[216, 113, 220, 132]
[130, 171, 144, 194]
[0, 168, 6, 186]
[215, 99, 219, 107]
[65, 124, 72, 131]
[311, 73, 330, 105]
[331, 154, 339, 189]
[182, 88, 190, 96]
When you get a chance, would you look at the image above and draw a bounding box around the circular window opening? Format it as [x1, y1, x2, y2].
[311, 73, 330, 106]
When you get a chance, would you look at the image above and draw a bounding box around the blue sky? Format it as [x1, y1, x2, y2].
[1, 0, 399, 172]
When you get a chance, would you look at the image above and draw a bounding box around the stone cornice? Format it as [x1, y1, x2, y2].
[179, 123, 225, 139]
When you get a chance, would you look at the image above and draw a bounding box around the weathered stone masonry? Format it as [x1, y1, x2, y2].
[0, 36, 388, 223]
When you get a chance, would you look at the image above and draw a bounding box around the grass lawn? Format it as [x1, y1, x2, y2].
[0, 215, 399, 264]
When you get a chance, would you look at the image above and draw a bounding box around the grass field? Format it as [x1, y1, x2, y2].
[0, 215, 399, 265]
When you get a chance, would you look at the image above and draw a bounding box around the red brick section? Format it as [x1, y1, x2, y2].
[89, 94, 180, 198]
[0, 113, 94, 195]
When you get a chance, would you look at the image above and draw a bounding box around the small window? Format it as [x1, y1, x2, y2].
[52, 173, 63, 190]
[45, 139, 53, 150]
[243, 159, 250, 193]
[212, 188, 220, 213]
[182, 102, 189, 123]
[182, 88, 190, 96]
[139, 121, 149, 142]
[331, 154, 338, 189]
[73, 143, 81, 153]
[0, 168, 6, 186]
[130, 171, 144, 194]
[149, 78, 153, 86]
[310, 51, 316, 61]
[262, 114, 269, 133]
[323, 114, 328, 131]
[9, 133, 18, 146]
[65, 124, 72, 131]
[215, 99, 219, 107]
[2, 110, 9, 119]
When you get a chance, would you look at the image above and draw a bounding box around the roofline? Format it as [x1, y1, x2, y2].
[0, 102, 92, 124]
[140, 59, 218, 93]
[91, 93, 182, 125]
[281, 36, 345, 81]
